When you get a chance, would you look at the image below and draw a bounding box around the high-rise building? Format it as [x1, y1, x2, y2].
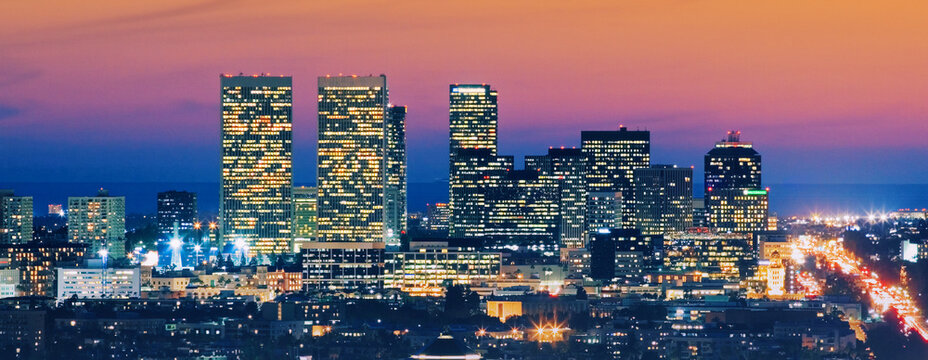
[692, 198, 708, 228]
[585, 191, 622, 236]
[220, 75, 293, 256]
[0, 242, 87, 296]
[425, 203, 450, 233]
[525, 148, 588, 248]
[292, 186, 318, 248]
[0, 190, 32, 244]
[448, 148, 513, 238]
[704, 131, 768, 233]
[449, 84, 497, 155]
[581, 127, 650, 229]
[317, 75, 399, 244]
[448, 84, 499, 238]
[384, 105, 407, 245]
[707, 189, 769, 233]
[634, 165, 693, 235]
[156, 190, 198, 241]
[312, 76, 407, 288]
[68, 189, 126, 258]
[589, 228, 662, 283]
[483, 169, 560, 255]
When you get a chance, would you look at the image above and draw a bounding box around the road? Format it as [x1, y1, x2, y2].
[791, 236, 928, 341]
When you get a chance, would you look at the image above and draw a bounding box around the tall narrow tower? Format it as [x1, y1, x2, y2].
[0, 190, 33, 244]
[68, 189, 126, 258]
[448, 84, 501, 238]
[384, 105, 408, 246]
[220, 75, 293, 257]
[316, 75, 393, 243]
[704, 131, 767, 233]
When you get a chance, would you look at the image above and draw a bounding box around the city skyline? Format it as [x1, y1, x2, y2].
[3, 2, 928, 359]
[2, 2, 928, 186]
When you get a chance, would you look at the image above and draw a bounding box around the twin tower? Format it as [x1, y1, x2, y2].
[220, 75, 405, 257]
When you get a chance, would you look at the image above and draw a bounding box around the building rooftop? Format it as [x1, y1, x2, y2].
[410, 334, 480, 359]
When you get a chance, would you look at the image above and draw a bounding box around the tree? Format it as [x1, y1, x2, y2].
[443, 285, 478, 319]
[575, 285, 588, 300]
[125, 223, 159, 250]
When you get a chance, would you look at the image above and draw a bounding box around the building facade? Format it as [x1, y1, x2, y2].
[156, 190, 198, 240]
[707, 189, 769, 233]
[425, 203, 450, 233]
[663, 231, 752, 281]
[292, 186, 318, 249]
[0, 242, 87, 296]
[704, 131, 768, 233]
[220, 75, 293, 256]
[68, 189, 126, 258]
[56, 266, 141, 300]
[590, 228, 662, 283]
[634, 165, 693, 235]
[482, 169, 560, 255]
[317, 75, 401, 244]
[525, 148, 588, 248]
[448, 84, 499, 238]
[585, 191, 623, 236]
[448, 148, 513, 238]
[384, 249, 501, 296]
[0, 190, 32, 244]
[384, 105, 408, 246]
[581, 127, 650, 230]
[300, 242, 385, 291]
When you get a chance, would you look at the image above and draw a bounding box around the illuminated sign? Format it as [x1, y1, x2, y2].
[452, 86, 487, 94]
[743, 189, 768, 196]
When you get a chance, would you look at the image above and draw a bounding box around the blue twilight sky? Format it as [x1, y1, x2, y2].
[1, 0, 927, 186]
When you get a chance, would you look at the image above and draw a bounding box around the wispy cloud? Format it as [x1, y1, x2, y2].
[1, 0, 239, 48]
[0, 68, 42, 88]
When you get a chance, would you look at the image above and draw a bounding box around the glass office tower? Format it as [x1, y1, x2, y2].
[220, 75, 293, 256]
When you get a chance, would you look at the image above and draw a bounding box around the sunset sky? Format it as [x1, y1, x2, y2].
[2, 0, 927, 185]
